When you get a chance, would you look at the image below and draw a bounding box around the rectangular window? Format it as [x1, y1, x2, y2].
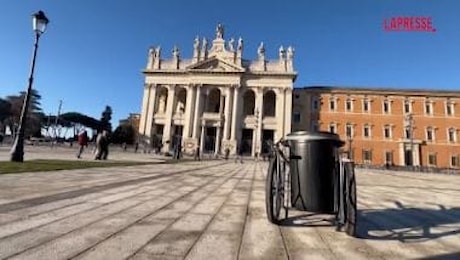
[329, 124, 336, 134]
[385, 151, 393, 164]
[312, 98, 319, 111]
[346, 124, 353, 137]
[363, 100, 369, 112]
[346, 99, 352, 112]
[452, 156, 459, 167]
[448, 128, 456, 142]
[404, 101, 411, 114]
[428, 154, 437, 166]
[363, 150, 372, 164]
[405, 128, 411, 139]
[330, 100, 336, 111]
[363, 125, 370, 138]
[426, 128, 433, 141]
[383, 100, 390, 113]
[384, 126, 391, 139]
[293, 112, 301, 123]
[446, 101, 454, 116]
[425, 102, 432, 115]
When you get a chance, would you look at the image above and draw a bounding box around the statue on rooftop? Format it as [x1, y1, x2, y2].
[257, 42, 265, 60]
[216, 23, 224, 39]
[237, 37, 243, 51]
[279, 45, 285, 60]
[287, 46, 294, 59]
[172, 45, 180, 59]
[228, 38, 235, 52]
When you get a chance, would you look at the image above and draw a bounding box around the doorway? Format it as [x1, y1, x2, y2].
[261, 130, 274, 155]
[204, 127, 216, 153]
[241, 129, 253, 155]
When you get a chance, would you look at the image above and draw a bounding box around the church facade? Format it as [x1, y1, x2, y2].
[138, 25, 297, 156]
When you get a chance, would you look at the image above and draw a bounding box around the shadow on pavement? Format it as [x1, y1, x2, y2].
[357, 201, 460, 242]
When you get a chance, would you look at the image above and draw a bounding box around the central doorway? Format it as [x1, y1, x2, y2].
[204, 127, 216, 153]
[261, 130, 274, 155]
[241, 129, 253, 155]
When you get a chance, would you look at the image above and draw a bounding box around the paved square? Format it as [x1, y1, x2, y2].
[0, 149, 459, 259]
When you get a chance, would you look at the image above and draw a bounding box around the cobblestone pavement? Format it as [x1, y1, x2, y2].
[0, 159, 459, 259]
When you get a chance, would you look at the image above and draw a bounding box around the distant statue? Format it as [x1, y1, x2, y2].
[237, 37, 243, 51]
[147, 46, 161, 68]
[287, 46, 294, 59]
[147, 47, 155, 68]
[279, 45, 285, 60]
[257, 42, 265, 60]
[154, 46, 161, 59]
[216, 23, 224, 39]
[202, 37, 208, 51]
[172, 45, 180, 59]
[193, 36, 200, 51]
[228, 38, 235, 52]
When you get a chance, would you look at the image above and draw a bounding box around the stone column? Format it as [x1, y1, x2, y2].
[256, 88, 263, 156]
[144, 84, 157, 139]
[230, 86, 240, 140]
[200, 122, 205, 154]
[275, 88, 285, 141]
[223, 87, 232, 140]
[192, 86, 202, 139]
[138, 84, 151, 135]
[215, 125, 222, 155]
[183, 85, 195, 139]
[162, 85, 176, 152]
[284, 88, 293, 136]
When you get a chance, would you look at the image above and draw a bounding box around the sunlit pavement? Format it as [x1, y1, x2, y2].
[0, 152, 459, 259]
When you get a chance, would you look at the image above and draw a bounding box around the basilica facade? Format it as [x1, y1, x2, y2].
[138, 25, 297, 156]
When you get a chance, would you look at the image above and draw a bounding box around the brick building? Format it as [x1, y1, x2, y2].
[292, 86, 460, 169]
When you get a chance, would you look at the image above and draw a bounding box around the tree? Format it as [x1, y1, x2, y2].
[0, 98, 11, 133]
[111, 124, 136, 144]
[4, 89, 44, 137]
[100, 106, 112, 132]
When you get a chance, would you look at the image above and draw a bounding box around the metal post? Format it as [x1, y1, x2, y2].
[406, 113, 414, 167]
[347, 135, 353, 160]
[10, 33, 41, 162]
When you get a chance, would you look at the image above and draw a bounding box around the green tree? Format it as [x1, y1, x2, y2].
[111, 124, 136, 144]
[100, 106, 112, 132]
[4, 89, 44, 137]
[0, 98, 11, 133]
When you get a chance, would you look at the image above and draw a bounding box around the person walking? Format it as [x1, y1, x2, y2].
[234, 143, 243, 163]
[95, 130, 109, 160]
[76, 129, 88, 159]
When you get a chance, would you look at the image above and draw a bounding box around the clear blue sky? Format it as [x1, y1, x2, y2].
[1, 0, 459, 126]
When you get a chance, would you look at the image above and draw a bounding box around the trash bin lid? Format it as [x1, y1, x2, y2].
[285, 131, 344, 146]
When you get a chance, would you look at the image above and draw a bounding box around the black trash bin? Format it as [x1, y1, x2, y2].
[286, 131, 344, 213]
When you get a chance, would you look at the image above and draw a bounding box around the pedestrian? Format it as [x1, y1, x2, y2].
[95, 130, 109, 160]
[76, 129, 88, 159]
[234, 143, 243, 163]
[194, 147, 201, 161]
[134, 142, 139, 153]
[224, 148, 230, 160]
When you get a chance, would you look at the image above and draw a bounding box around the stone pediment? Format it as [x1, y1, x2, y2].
[186, 57, 244, 73]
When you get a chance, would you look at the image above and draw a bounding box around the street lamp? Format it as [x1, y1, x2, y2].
[10, 10, 49, 162]
[405, 113, 415, 166]
[347, 135, 353, 160]
[254, 108, 260, 158]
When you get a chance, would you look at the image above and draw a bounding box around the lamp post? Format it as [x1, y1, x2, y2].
[254, 108, 260, 158]
[10, 10, 49, 162]
[347, 135, 353, 160]
[405, 113, 415, 166]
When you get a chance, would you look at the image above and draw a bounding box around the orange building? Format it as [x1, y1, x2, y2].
[292, 86, 460, 169]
